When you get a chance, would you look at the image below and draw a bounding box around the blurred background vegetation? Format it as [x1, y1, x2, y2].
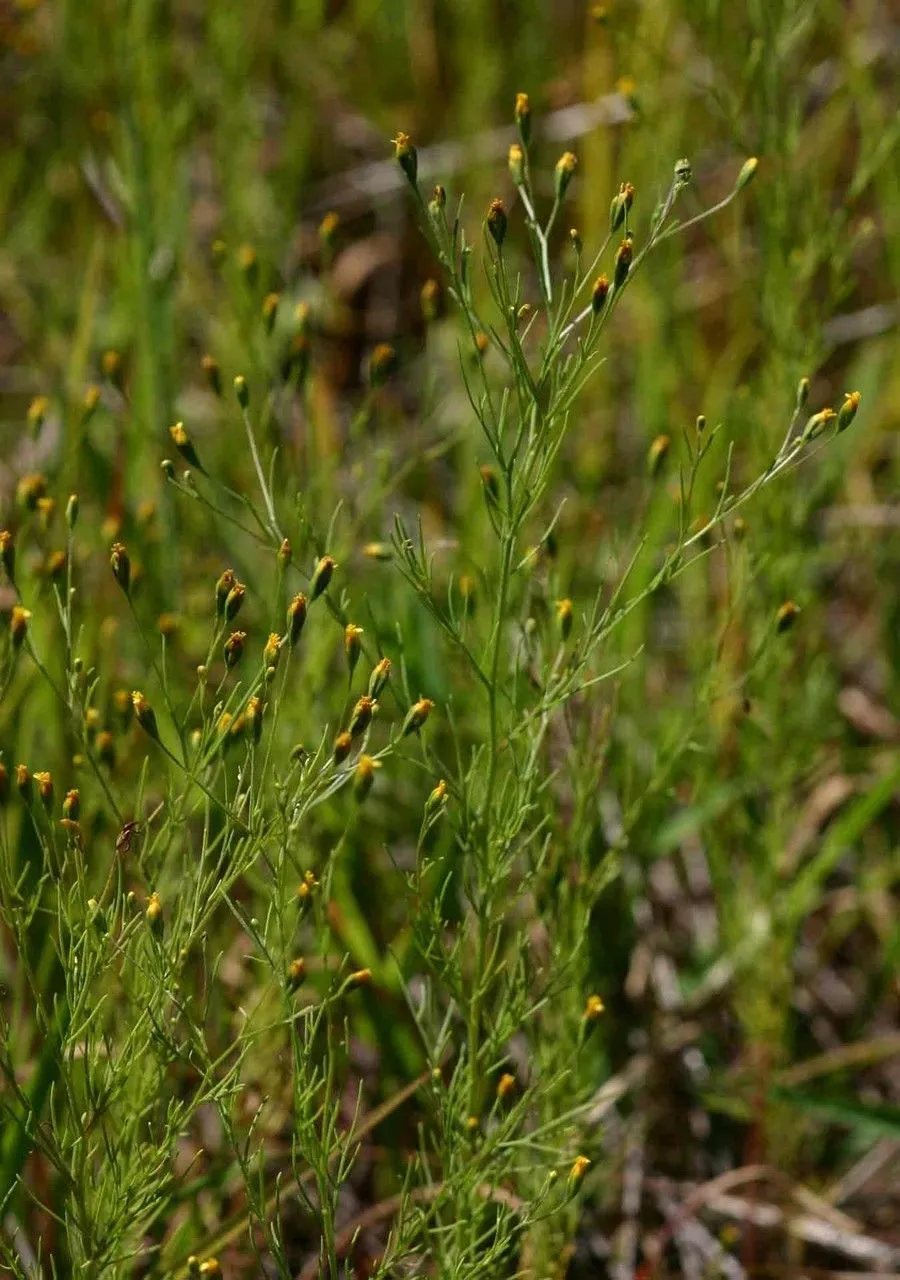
[2, 0, 900, 1273]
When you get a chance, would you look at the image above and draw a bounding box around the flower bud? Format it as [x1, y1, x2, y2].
[363, 541, 392, 561]
[428, 184, 446, 222]
[496, 1072, 516, 1102]
[34, 771, 53, 812]
[237, 243, 258, 283]
[96, 731, 115, 766]
[223, 630, 246, 669]
[224, 582, 246, 621]
[344, 624, 363, 678]
[486, 198, 507, 248]
[795, 376, 809, 411]
[674, 157, 692, 185]
[86, 897, 107, 936]
[420, 278, 440, 322]
[287, 592, 308, 644]
[234, 375, 249, 409]
[735, 156, 758, 191]
[514, 92, 531, 146]
[263, 632, 282, 670]
[101, 349, 123, 388]
[591, 275, 610, 314]
[66, 494, 79, 529]
[348, 695, 375, 737]
[556, 599, 573, 641]
[63, 789, 80, 820]
[45, 550, 66, 583]
[353, 754, 380, 801]
[37, 496, 55, 529]
[0, 530, 15, 582]
[15, 764, 32, 803]
[146, 892, 163, 935]
[83, 384, 102, 421]
[837, 391, 861, 434]
[10, 606, 31, 652]
[368, 657, 391, 699]
[318, 211, 340, 256]
[198, 1260, 221, 1280]
[160, 458, 176, 481]
[287, 957, 306, 991]
[554, 152, 578, 201]
[333, 731, 353, 764]
[110, 542, 131, 595]
[582, 994, 605, 1022]
[776, 600, 800, 633]
[262, 291, 280, 334]
[277, 537, 292, 569]
[201, 353, 222, 397]
[392, 132, 418, 185]
[27, 396, 49, 437]
[480, 465, 499, 504]
[246, 695, 264, 745]
[426, 778, 448, 815]
[647, 434, 670, 477]
[215, 569, 236, 621]
[613, 236, 633, 291]
[569, 1155, 591, 1188]
[801, 408, 836, 442]
[296, 869, 318, 904]
[132, 691, 159, 741]
[569, 227, 582, 256]
[609, 181, 634, 233]
[310, 555, 336, 600]
[169, 422, 203, 471]
[401, 697, 434, 737]
[17, 473, 47, 511]
[346, 968, 372, 990]
[508, 144, 524, 187]
[369, 343, 397, 389]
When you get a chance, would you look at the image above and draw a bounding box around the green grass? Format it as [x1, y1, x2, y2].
[1, 1, 899, 1276]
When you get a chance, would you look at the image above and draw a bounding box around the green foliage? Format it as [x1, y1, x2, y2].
[1, 1, 898, 1275]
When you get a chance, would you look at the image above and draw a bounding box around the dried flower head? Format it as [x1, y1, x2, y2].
[223, 630, 246, 669]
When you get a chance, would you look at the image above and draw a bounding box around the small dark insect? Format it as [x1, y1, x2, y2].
[115, 821, 142, 856]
